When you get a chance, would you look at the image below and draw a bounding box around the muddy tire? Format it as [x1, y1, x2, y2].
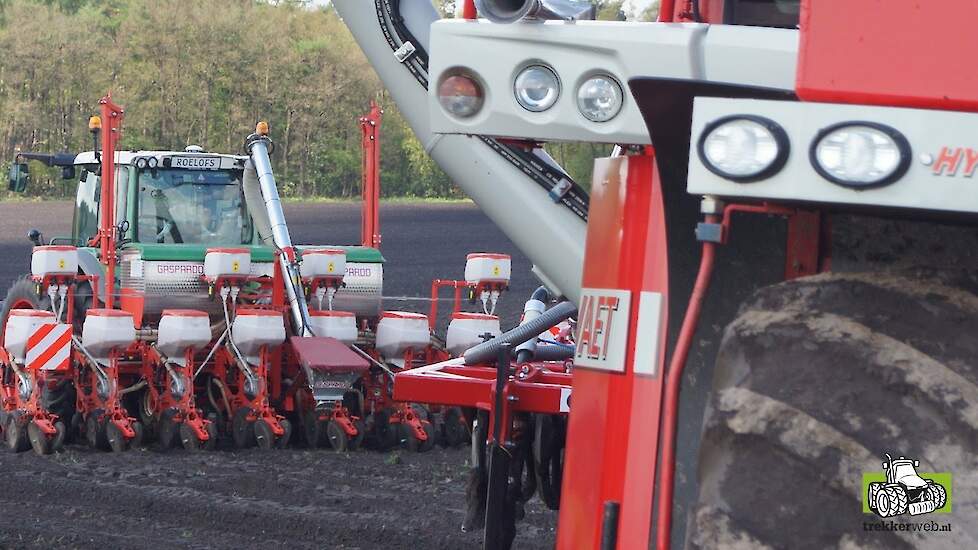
[687, 272, 978, 549]
[5, 412, 30, 453]
[231, 408, 256, 449]
[0, 276, 49, 334]
[326, 420, 349, 452]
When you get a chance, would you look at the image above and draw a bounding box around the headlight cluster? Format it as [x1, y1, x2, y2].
[698, 117, 910, 187]
[438, 65, 624, 122]
[133, 156, 159, 170]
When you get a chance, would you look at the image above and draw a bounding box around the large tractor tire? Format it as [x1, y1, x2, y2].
[0, 276, 50, 333]
[686, 272, 978, 549]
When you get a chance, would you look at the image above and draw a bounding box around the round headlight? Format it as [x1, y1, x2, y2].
[437, 73, 485, 119]
[147, 156, 159, 169]
[134, 157, 148, 170]
[811, 122, 910, 188]
[514, 65, 560, 113]
[698, 116, 789, 182]
[576, 75, 623, 122]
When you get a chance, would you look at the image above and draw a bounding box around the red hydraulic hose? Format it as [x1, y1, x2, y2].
[654, 216, 718, 550]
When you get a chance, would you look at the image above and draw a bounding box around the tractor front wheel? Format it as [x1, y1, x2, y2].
[686, 272, 978, 548]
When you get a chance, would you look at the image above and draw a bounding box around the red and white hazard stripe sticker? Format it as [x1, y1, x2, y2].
[26, 323, 72, 372]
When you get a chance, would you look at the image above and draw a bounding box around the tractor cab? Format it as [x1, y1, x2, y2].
[68, 148, 253, 248]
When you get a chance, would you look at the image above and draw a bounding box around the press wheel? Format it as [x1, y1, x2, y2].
[202, 422, 219, 451]
[179, 422, 204, 452]
[231, 408, 256, 449]
[275, 418, 292, 449]
[105, 420, 128, 453]
[85, 412, 109, 450]
[417, 421, 436, 453]
[5, 413, 30, 453]
[27, 421, 51, 455]
[303, 412, 325, 448]
[254, 418, 275, 450]
[326, 420, 349, 452]
[157, 409, 180, 450]
[349, 419, 366, 451]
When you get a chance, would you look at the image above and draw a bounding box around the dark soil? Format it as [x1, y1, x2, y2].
[0, 201, 555, 550]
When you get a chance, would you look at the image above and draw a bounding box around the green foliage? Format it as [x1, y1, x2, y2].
[639, 0, 661, 21]
[0, 0, 463, 198]
[0, 0, 602, 199]
[594, 0, 626, 21]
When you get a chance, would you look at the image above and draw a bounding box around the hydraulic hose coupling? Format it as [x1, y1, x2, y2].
[514, 290, 548, 363]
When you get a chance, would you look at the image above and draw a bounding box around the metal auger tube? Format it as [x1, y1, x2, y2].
[245, 135, 314, 337]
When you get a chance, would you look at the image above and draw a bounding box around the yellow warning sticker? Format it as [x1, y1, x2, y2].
[232, 261, 240, 273]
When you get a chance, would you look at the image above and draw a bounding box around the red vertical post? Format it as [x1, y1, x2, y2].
[98, 94, 124, 309]
[462, 0, 477, 19]
[556, 152, 670, 549]
[359, 102, 383, 249]
[658, 0, 676, 21]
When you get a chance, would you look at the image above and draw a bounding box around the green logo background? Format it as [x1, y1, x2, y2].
[861, 472, 953, 513]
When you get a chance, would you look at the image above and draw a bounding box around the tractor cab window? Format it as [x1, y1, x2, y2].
[72, 165, 101, 244]
[136, 168, 251, 245]
[724, 0, 800, 28]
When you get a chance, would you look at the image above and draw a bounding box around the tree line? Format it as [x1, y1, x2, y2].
[0, 0, 655, 199]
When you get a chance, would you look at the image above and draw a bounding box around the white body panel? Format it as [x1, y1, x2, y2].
[428, 20, 798, 144]
[687, 97, 978, 214]
[157, 312, 212, 360]
[4, 310, 56, 363]
[307, 311, 358, 345]
[231, 311, 285, 363]
[82, 313, 136, 360]
[300, 248, 347, 279]
[376, 312, 430, 359]
[203, 249, 251, 280]
[446, 314, 501, 356]
[465, 254, 512, 285]
[31, 246, 78, 278]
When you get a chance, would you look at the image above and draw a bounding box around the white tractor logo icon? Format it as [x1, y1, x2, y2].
[868, 454, 948, 517]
